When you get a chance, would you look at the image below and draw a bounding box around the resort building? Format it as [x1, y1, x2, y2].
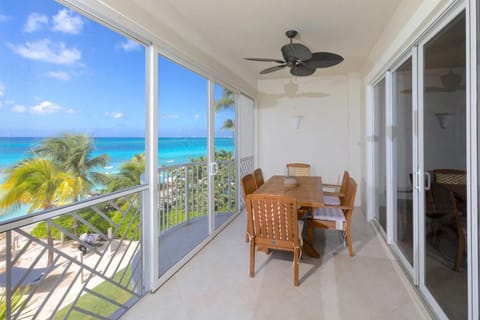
[0, 0, 478, 319]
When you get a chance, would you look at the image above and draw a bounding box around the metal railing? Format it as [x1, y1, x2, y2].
[0, 186, 146, 320]
[240, 155, 254, 179]
[158, 158, 238, 233]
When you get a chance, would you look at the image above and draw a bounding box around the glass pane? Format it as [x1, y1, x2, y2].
[157, 55, 208, 277]
[423, 12, 467, 319]
[0, 1, 145, 222]
[213, 83, 236, 230]
[374, 79, 387, 231]
[393, 57, 414, 264]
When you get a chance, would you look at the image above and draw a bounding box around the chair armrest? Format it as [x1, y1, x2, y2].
[324, 191, 345, 197]
[323, 183, 341, 188]
[322, 204, 354, 210]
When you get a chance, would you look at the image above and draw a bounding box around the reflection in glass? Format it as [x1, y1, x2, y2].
[373, 80, 387, 231]
[423, 12, 467, 319]
[393, 58, 413, 265]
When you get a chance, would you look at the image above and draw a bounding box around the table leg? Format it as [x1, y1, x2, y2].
[302, 218, 320, 258]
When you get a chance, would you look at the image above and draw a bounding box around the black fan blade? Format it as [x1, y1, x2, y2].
[260, 64, 288, 74]
[290, 64, 315, 76]
[244, 57, 285, 64]
[306, 52, 344, 68]
[281, 43, 312, 62]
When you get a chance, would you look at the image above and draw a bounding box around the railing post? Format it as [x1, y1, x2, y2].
[108, 227, 113, 253]
[228, 160, 232, 213]
[185, 166, 190, 223]
[6, 230, 12, 319]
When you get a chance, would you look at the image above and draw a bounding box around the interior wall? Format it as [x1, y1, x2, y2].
[256, 73, 363, 206]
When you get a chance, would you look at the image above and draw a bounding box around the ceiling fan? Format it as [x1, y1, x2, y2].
[245, 30, 344, 76]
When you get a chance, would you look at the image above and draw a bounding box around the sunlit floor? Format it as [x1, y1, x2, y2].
[121, 209, 430, 320]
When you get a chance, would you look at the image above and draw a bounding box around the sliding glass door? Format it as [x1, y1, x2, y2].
[392, 57, 414, 267]
[213, 83, 237, 230]
[157, 55, 210, 278]
[373, 79, 387, 232]
[419, 10, 467, 319]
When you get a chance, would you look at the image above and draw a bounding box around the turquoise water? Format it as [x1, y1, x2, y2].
[0, 137, 234, 221]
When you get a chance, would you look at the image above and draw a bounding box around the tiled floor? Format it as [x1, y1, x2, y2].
[122, 209, 431, 320]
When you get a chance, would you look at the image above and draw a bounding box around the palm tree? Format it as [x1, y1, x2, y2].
[34, 134, 110, 199]
[214, 88, 235, 113]
[0, 158, 77, 265]
[106, 153, 145, 192]
[214, 88, 235, 131]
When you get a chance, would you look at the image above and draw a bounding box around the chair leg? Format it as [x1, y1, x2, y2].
[249, 239, 255, 278]
[345, 225, 353, 257]
[455, 228, 465, 272]
[293, 247, 300, 286]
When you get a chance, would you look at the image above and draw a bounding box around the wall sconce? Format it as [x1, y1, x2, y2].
[290, 115, 303, 129]
[435, 112, 455, 129]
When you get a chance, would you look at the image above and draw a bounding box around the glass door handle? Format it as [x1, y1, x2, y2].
[425, 172, 431, 190]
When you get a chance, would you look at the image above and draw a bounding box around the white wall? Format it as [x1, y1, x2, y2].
[256, 73, 363, 205]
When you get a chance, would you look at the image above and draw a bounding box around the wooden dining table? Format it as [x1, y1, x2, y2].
[254, 175, 325, 257]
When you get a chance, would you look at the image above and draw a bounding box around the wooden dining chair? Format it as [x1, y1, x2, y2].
[286, 163, 311, 176]
[246, 193, 302, 286]
[307, 177, 357, 256]
[322, 170, 350, 206]
[433, 169, 466, 271]
[241, 174, 257, 242]
[253, 168, 264, 188]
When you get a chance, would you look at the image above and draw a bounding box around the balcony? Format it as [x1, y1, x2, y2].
[0, 158, 430, 319]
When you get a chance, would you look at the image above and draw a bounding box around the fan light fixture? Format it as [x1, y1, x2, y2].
[290, 115, 303, 129]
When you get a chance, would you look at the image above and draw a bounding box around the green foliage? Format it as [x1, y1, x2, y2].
[105, 153, 145, 192]
[0, 286, 28, 319]
[31, 204, 140, 241]
[214, 88, 235, 131]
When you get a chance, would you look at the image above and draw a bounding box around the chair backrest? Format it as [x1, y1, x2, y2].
[241, 174, 257, 203]
[253, 168, 264, 188]
[286, 163, 311, 176]
[339, 170, 350, 195]
[433, 169, 466, 185]
[342, 178, 357, 223]
[246, 193, 299, 250]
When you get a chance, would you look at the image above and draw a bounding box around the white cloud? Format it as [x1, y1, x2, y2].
[118, 39, 141, 52]
[105, 112, 124, 119]
[52, 9, 83, 34]
[46, 71, 70, 80]
[160, 114, 179, 119]
[0, 83, 5, 97]
[0, 14, 10, 22]
[24, 13, 48, 33]
[12, 105, 27, 113]
[8, 39, 81, 65]
[194, 113, 200, 119]
[30, 101, 63, 114]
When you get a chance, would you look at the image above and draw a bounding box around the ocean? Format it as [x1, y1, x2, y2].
[0, 137, 234, 221]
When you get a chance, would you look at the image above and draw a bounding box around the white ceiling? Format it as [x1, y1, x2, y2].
[129, 0, 402, 80]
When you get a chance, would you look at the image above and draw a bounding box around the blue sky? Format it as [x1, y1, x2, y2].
[0, 1, 234, 138]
